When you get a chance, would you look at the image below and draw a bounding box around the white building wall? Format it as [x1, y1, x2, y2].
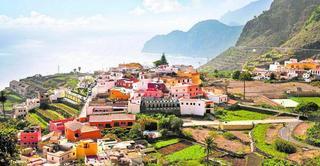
[128, 102, 141, 114]
[179, 99, 206, 116]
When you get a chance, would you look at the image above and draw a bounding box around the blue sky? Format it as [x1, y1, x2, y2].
[0, 0, 256, 32]
[0, 0, 258, 89]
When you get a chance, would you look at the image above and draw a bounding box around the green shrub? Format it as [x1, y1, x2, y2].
[223, 132, 237, 140]
[262, 158, 293, 166]
[275, 139, 296, 154]
[307, 123, 320, 146]
[182, 130, 193, 139]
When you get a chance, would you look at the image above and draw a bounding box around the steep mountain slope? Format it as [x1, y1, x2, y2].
[202, 0, 320, 71]
[142, 20, 243, 58]
[220, 0, 273, 26]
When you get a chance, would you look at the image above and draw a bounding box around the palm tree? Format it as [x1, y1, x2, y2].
[204, 136, 215, 165]
[0, 91, 7, 119]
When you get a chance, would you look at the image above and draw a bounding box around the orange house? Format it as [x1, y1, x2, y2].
[76, 139, 98, 159]
[285, 59, 319, 70]
[64, 121, 102, 142]
[109, 88, 130, 101]
[177, 71, 202, 85]
[162, 76, 192, 87]
[89, 114, 136, 129]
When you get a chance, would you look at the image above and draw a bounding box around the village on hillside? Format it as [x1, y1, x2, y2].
[3, 55, 320, 165]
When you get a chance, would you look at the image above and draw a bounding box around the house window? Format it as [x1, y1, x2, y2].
[84, 143, 89, 148]
[114, 122, 119, 127]
[128, 122, 133, 126]
[52, 157, 54, 160]
[106, 124, 111, 128]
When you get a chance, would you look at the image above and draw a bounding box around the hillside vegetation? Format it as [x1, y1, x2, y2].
[202, 0, 320, 71]
[143, 20, 242, 58]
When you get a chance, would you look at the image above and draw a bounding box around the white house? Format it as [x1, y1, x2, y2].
[128, 100, 141, 114]
[179, 98, 207, 116]
[13, 104, 28, 118]
[13, 98, 40, 118]
[43, 143, 76, 164]
[92, 80, 115, 96]
[206, 93, 228, 104]
[269, 62, 281, 72]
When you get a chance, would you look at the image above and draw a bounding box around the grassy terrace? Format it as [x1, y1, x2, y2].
[153, 138, 180, 149]
[252, 124, 287, 159]
[51, 103, 79, 116]
[26, 113, 48, 129]
[37, 109, 65, 120]
[217, 109, 271, 121]
[165, 144, 205, 165]
[291, 97, 320, 106]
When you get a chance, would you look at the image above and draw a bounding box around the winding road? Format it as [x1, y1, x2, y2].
[278, 122, 320, 150]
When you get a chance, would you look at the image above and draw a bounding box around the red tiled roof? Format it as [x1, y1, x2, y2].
[89, 114, 136, 123]
[228, 99, 238, 105]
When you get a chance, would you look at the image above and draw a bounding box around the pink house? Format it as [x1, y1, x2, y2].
[148, 82, 167, 92]
[169, 84, 203, 99]
[20, 126, 41, 147]
[143, 88, 164, 98]
[49, 118, 75, 133]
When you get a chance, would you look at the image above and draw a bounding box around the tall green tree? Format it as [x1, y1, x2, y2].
[0, 91, 7, 119]
[232, 70, 241, 80]
[204, 136, 215, 165]
[153, 53, 169, 67]
[0, 124, 18, 164]
[239, 71, 252, 81]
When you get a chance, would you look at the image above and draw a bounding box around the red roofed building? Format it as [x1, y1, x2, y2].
[89, 114, 136, 129]
[20, 126, 41, 147]
[143, 88, 164, 98]
[115, 78, 138, 89]
[49, 118, 74, 133]
[64, 121, 101, 142]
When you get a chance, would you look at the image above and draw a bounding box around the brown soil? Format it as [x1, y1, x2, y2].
[293, 122, 312, 137]
[215, 135, 251, 154]
[221, 156, 246, 166]
[225, 80, 320, 99]
[183, 127, 210, 143]
[266, 124, 282, 144]
[230, 131, 251, 144]
[183, 127, 251, 154]
[158, 140, 192, 155]
[288, 150, 320, 164]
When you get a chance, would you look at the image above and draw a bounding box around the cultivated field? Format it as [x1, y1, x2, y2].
[227, 81, 320, 99]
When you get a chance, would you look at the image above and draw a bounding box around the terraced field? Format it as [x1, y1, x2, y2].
[51, 103, 79, 116]
[26, 113, 48, 129]
[37, 109, 65, 120]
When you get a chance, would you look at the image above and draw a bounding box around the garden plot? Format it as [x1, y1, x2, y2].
[158, 140, 193, 155]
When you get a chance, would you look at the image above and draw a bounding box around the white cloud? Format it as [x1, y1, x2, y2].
[142, 0, 183, 13]
[130, 0, 183, 15]
[130, 6, 146, 16]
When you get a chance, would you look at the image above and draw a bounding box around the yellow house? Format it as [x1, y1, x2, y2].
[76, 139, 98, 159]
[177, 71, 202, 85]
[285, 59, 320, 70]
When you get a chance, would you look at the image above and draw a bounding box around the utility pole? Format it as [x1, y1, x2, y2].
[243, 79, 246, 101]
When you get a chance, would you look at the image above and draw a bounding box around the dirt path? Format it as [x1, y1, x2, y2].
[293, 122, 312, 137]
[288, 150, 320, 164]
[278, 122, 320, 150]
